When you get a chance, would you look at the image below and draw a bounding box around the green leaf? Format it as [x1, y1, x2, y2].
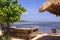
[0, 0, 26, 23]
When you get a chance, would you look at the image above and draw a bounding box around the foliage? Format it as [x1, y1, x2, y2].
[1, 35, 6, 40]
[0, 0, 26, 23]
[0, 0, 26, 39]
[1, 35, 12, 40]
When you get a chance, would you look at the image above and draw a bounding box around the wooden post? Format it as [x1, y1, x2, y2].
[52, 28, 56, 35]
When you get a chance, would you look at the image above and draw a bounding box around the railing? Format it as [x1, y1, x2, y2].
[8, 27, 38, 40]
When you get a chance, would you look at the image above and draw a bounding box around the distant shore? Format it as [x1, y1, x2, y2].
[13, 22, 60, 24]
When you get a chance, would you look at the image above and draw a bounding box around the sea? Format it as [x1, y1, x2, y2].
[11, 22, 60, 34]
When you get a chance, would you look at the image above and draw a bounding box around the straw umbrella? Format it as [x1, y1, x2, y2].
[39, 0, 60, 16]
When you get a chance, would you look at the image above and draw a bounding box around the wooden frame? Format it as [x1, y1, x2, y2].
[9, 27, 38, 40]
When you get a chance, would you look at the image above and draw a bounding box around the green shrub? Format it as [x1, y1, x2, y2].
[1, 35, 12, 40]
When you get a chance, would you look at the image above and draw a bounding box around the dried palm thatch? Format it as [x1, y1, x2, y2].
[39, 0, 60, 16]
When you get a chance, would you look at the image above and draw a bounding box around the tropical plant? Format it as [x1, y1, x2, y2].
[0, 0, 26, 40]
[0, 35, 12, 40]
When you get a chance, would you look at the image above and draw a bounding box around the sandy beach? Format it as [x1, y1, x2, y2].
[0, 30, 60, 40]
[9, 33, 60, 40]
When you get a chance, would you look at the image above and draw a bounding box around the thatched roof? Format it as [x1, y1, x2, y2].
[39, 0, 60, 16]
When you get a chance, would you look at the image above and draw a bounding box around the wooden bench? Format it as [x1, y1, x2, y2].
[9, 27, 38, 40]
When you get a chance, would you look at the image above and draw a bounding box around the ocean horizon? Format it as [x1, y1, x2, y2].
[11, 22, 60, 33]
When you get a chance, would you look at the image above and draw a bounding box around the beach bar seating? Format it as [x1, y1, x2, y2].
[9, 27, 38, 40]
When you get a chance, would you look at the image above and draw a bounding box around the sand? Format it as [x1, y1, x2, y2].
[12, 33, 60, 40]
[0, 30, 60, 40]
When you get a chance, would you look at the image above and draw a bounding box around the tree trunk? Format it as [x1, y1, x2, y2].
[6, 22, 11, 40]
[7, 22, 10, 35]
[0, 23, 5, 35]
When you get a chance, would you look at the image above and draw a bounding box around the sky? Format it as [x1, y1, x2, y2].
[18, 0, 60, 21]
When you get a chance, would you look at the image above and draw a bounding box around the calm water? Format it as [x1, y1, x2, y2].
[11, 22, 60, 33]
